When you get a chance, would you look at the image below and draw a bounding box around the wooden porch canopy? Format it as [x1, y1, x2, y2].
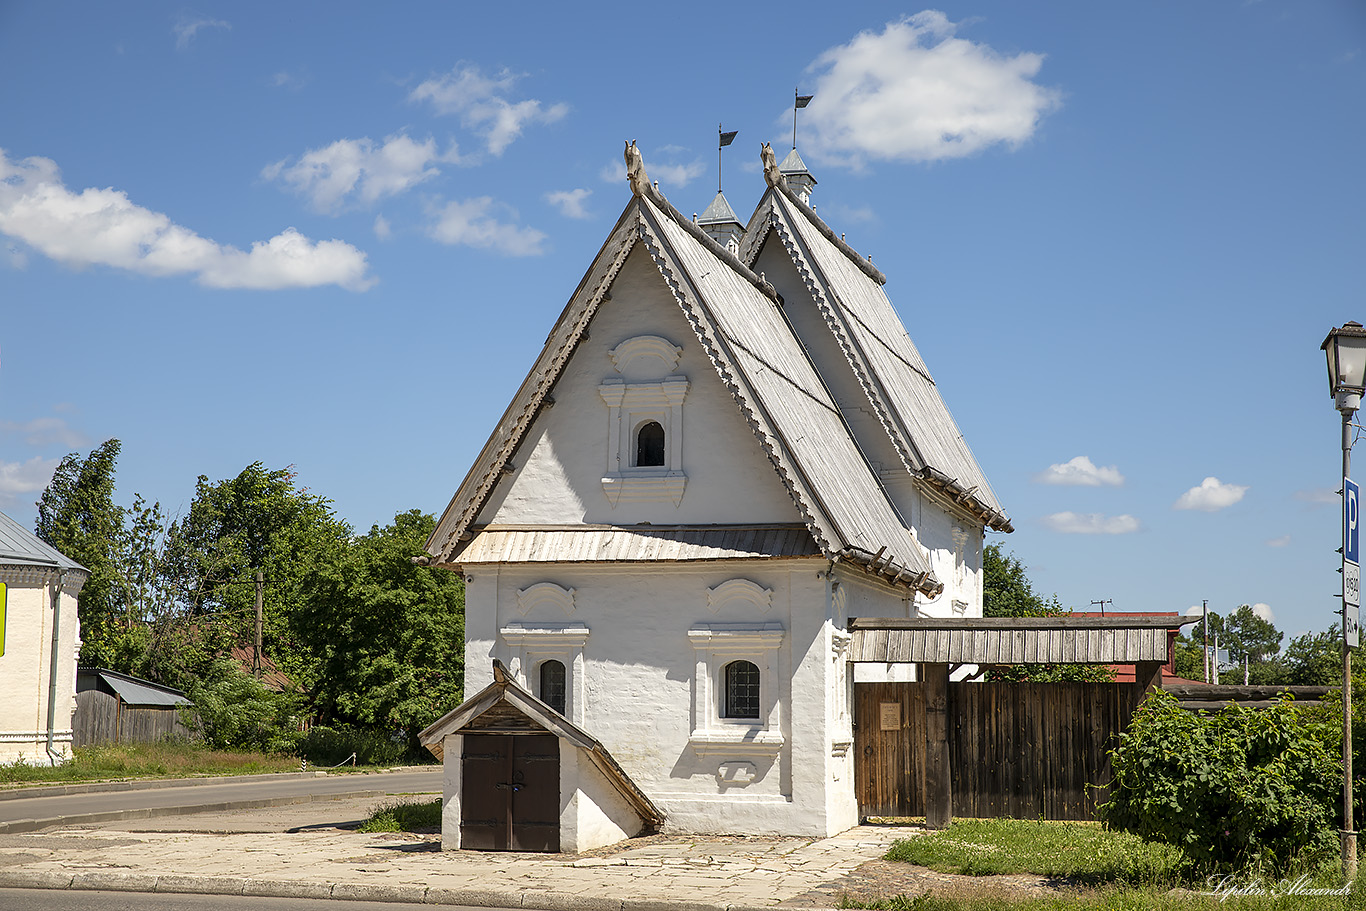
[848, 616, 1187, 665]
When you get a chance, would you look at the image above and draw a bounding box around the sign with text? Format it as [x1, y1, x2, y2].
[1346, 478, 1360, 649]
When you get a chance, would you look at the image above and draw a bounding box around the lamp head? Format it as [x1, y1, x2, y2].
[1322, 322, 1366, 414]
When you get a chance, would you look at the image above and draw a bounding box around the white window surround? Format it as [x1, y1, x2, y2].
[500, 622, 590, 726]
[609, 335, 683, 375]
[516, 581, 576, 616]
[599, 376, 689, 505]
[706, 578, 772, 614]
[687, 622, 785, 756]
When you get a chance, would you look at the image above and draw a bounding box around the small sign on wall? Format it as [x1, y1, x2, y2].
[879, 702, 900, 731]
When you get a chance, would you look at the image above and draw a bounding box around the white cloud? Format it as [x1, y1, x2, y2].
[801, 12, 1061, 168]
[1250, 603, 1276, 624]
[545, 188, 592, 220]
[1040, 512, 1141, 535]
[173, 17, 230, 51]
[1032, 455, 1124, 487]
[598, 150, 706, 191]
[1174, 477, 1248, 512]
[0, 149, 373, 291]
[428, 197, 546, 257]
[264, 133, 459, 214]
[373, 215, 391, 240]
[1295, 488, 1338, 506]
[1266, 535, 1291, 548]
[0, 456, 59, 504]
[0, 417, 88, 448]
[410, 64, 567, 155]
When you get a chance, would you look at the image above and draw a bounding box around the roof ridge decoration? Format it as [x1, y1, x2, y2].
[760, 144, 886, 285]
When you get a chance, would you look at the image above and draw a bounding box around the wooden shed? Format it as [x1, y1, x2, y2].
[73, 668, 192, 746]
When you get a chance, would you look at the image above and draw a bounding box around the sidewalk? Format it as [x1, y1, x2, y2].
[0, 818, 932, 910]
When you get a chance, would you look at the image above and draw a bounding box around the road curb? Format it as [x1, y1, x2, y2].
[0, 765, 434, 801]
[0, 869, 825, 910]
[0, 789, 394, 834]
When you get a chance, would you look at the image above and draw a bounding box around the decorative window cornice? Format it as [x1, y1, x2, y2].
[609, 335, 683, 377]
[705, 579, 772, 614]
[516, 581, 576, 616]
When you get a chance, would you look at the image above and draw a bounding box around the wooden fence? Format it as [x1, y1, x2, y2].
[854, 681, 1143, 821]
[72, 689, 192, 747]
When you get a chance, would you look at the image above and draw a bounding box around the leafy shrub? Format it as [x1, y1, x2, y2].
[182, 658, 302, 753]
[357, 797, 442, 833]
[1098, 691, 1338, 874]
[295, 723, 407, 767]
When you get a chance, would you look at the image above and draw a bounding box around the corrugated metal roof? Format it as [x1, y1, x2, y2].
[455, 525, 821, 564]
[90, 669, 191, 706]
[849, 618, 1172, 664]
[748, 188, 1011, 531]
[0, 509, 87, 572]
[697, 191, 740, 226]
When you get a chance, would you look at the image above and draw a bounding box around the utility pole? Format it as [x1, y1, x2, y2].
[1202, 599, 1209, 683]
[1090, 599, 1112, 616]
[254, 569, 263, 678]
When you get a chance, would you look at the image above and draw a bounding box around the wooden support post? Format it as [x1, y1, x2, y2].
[1134, 660, 1162, 697]
[922, 662, 952, 829]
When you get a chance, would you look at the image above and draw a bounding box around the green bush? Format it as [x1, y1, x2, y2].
[1098, 691, 1338, 874]
[183, 658, 302, 753]
[295, 723, 407, 767]
[357, 797, 442, 833]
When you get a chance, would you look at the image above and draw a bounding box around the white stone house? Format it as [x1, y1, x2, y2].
[419, 145, 1011, 851]
[0, 509, 87, 765]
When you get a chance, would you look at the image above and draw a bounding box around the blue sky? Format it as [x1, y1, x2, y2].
[2, 2, 1363, 639]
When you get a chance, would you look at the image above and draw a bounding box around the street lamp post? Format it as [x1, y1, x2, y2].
[1322, 321, 1366, 878]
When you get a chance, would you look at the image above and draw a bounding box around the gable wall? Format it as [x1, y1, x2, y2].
[0, 572, 81, 765]
[476, 246, 803, 528]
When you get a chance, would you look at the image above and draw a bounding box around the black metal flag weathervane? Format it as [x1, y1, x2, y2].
[718, 124, 738, 194]
[794, 89, 813, 149]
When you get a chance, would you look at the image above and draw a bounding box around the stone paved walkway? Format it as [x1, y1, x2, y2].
[0, 823, 943, 909]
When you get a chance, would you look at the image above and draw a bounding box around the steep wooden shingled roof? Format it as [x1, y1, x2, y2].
[740, 179, 1012, 533]
[426, 160, 943, 597]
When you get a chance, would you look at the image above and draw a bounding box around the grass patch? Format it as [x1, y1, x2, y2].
[0, 740, 299, 785]
[839, 881, 1364, 910]
[357, 797, 442, 833]
[884, 819, 1184, 886]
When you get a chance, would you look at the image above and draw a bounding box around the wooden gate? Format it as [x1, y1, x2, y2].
[854, 681, 1143, 821]
[461, 733, 560, 851]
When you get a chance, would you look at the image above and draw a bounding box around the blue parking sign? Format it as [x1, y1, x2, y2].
[1347, 478, 1360, 566]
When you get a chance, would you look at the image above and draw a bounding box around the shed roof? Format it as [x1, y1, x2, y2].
[454, 524, 820, 565]
[848, 617, 1179, 665]
[420, 661, 664, 828]
[0, 510, 87, 573]
[741, 182, 1011, 532]
[79, 668, 190, 706]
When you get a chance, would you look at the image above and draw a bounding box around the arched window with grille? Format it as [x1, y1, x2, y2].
[635, 421, 665, 467]
[540, 659, 567, 715]
[723, 660, 761, 719]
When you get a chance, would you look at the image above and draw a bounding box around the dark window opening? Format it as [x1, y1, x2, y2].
[540, 660, 567, 715]
[635, 421, 666, 467]
[723, 660, 761, 719]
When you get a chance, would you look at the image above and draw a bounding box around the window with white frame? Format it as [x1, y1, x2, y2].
[598, 335, 689, 506]
[500, 622, 590, 724]
[687, 622, 785, 755]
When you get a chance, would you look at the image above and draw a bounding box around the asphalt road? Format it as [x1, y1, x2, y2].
[0, 770, 442, 830]
[0, 888, 482, 911]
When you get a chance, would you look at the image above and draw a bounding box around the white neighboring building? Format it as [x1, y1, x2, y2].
[420, 146, 1011, 850]
[0, 510, 87, 765]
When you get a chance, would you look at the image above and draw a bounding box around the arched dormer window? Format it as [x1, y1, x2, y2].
[540, 659, 567, 715]
[635, 421, 665, 467]
[723, 660, 761, 719]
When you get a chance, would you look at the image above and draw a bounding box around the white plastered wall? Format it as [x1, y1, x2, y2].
[462, 560, 855, 837]
[559, 741, 645, 852]
[0, 569, 83, 765]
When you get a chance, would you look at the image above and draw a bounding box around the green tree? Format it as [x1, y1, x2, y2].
[982, 544, 1112, 682]
[294, 510, 464, 753]
[1283, 626, 1343, 686]
[1221, 604, 1283, 666]
[34, 440, 144, 668]
[161, 463, 352, 686]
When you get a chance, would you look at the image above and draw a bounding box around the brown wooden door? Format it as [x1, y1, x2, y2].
[854, 682, 925, 818]
[461, 733, 560, 852]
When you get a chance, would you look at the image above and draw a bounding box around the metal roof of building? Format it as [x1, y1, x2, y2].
[778, 148, 811, 176]
[849, 617, 1174, 664]
[81, 668, 191, 706]
[454, 525, 821, 565]
[0, 509, 87, 573]
[742, 184, 1011, 531]
[697, 191, 740, 226]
